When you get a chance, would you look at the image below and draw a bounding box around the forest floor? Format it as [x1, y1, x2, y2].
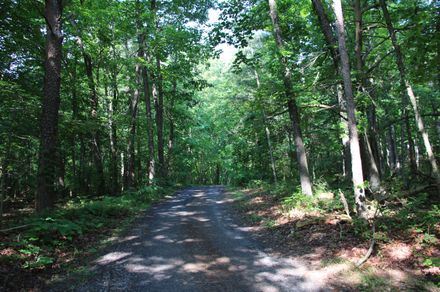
[1, 185, 439, 291]
[227, 187, 440, 291]
[0, 186, 171, 291]
[49, 186, 333, 291]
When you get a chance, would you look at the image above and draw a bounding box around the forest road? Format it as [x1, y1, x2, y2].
[70, 186, 328, 292]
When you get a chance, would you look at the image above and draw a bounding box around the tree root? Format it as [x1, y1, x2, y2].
[355, 222, 375, 267]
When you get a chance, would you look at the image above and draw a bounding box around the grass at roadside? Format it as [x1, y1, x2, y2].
[0, 186, 173, 291]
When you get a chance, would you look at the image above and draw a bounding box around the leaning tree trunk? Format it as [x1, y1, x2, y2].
[311, 0, 351, 180]
[36, 0, 63, 212]
[268, 0, 313, 196]
[380, 0, 440, 192]
[332, 0, 367, 218]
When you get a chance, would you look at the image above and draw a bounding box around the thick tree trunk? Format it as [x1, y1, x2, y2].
[332, 0, 367, 218]
[380, 0, 440, 192]
[268, 0, 313, 196]
[36, 0, 63, 212]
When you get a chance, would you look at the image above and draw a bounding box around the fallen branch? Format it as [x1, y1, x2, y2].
[355, 222, 375, 267]
[0, 224, 33, 233]
[355, 205, 379, 267]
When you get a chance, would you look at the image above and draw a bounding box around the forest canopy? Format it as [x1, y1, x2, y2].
[0, 0, 439, 213]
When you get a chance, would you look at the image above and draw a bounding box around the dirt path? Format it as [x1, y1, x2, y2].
[64, 186, 329, 291]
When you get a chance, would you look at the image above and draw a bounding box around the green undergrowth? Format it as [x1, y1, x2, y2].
[0, 186, 172, 272]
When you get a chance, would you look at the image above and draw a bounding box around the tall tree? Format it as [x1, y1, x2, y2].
[331, 0, 366, 217]
[380, 0, 440, 192]
[353, 0, 381, 192]
[36, 0, 63, 211]
[151, 0, 165, 181]
[268, 0, 313, 196]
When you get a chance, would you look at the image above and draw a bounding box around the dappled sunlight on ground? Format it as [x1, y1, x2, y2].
[73, 187, 333, 291]
[230, 188, 439, 291]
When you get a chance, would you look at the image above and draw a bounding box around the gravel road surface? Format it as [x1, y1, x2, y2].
[70, 186, 328, 291]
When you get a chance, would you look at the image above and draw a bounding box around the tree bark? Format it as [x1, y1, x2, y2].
[155, 55, 165, 181]
[268, 0, 313, 196]
[36, 0, 63, 212]
[264, 117, 278, 184]
[387, 124, 398, 173]
[151, 0, 165, 182]
[126, 34, 143, 189]
[332, 0, 367, 218]
[380, 0, 440, 192]
[143, 56, 155, 185]
[311, 0, 351, 180]
[354, 0, 381, 192]
[105, 77, 119, 195]
[255, 69, 278, 184]
[165, 81, 176, 179]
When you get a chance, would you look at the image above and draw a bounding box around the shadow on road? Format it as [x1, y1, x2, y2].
[69, 186, 327, 292]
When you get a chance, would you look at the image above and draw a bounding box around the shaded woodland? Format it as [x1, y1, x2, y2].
[0, 0, 439, 290]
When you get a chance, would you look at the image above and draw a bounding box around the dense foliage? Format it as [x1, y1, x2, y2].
[0, 0, 439, 286]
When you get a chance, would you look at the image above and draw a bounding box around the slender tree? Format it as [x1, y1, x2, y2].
[380, 0, 440, 192]
[331, 0, 367, 217]
[268, 0, 313, 196]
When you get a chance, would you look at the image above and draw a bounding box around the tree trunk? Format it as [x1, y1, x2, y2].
[36, 0, 63, 212]
[387, 124, 398, 173]
[155, 55, 165, 181]
[70, 55, 79, 195]
[165, 81, 177, 179]
[380, 0, 440, 192]
[106, 79, 119, 195]
[312, 0, 351, 180]
[143, 57, 155, 185]
[126, 36, 143, 189]
[75, 36, 106, 195]
[265, 119, 277, 184]
[150, 0, 164, 182]
[354, 0, 381, 192]
[332, 0, 367, 218]
[255, 69, 278, 184]
[268, 0, 313, 196]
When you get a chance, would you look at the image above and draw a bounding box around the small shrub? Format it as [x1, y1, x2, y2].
[282, 191, 316, 211]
